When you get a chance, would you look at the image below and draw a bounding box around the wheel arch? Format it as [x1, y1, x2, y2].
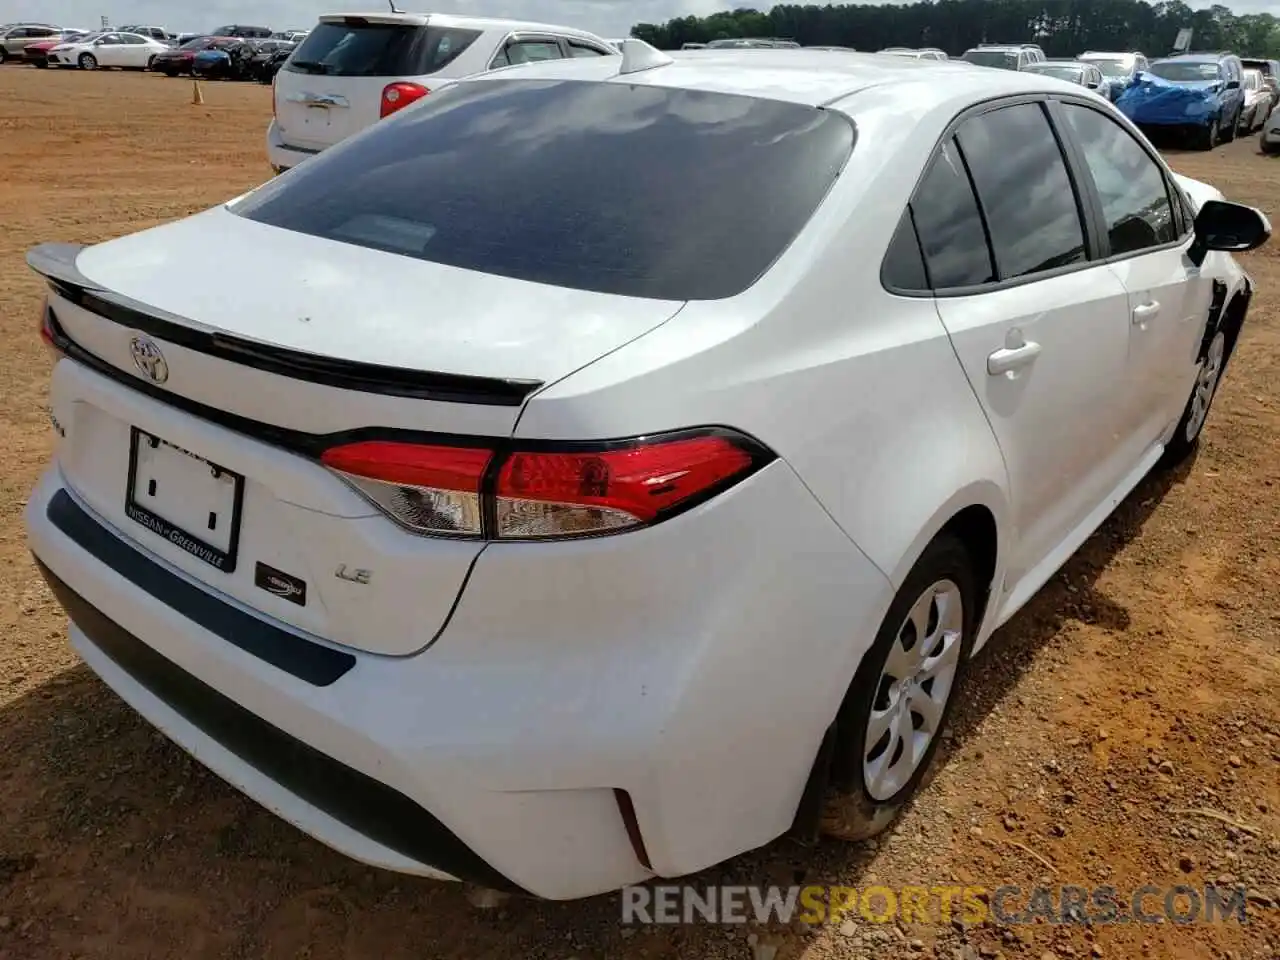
[1218, 278, 1253, 361]
[788, 487, 1007, 841]
[881, 479, 1010, 646]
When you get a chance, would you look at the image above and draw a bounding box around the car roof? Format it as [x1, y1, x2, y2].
[474, 48, 1093, 109]
[316, 11, 603, 39]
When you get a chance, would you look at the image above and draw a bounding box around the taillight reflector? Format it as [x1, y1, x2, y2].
[321, 441, 491, 538]
[320, 430, 769, 541]
[496, 437, 753, 538]
[39, 301, 56, 348]
[380, 81, 429, 118]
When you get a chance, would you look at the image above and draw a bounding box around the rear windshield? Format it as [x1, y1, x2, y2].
[963, 50, 1019, 69]
[1149, 60, 1219, 82]
[231, 78, 854, 301]
[1026, 64, 1083, 81]
[284, 20, 480, 77]
[1083, 57, 1128, 77]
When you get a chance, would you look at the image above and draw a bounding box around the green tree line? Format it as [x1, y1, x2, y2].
[629, 1, 1280, 59]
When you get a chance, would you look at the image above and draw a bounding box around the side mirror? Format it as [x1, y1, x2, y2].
[1188, 199, 1271, 266]
[1226, 79, 1240, 89]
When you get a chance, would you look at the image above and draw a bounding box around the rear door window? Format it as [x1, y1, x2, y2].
[909, 138, 995, 289]
[232, 78, 854, 301]
[285, 20, 481, 77]
[955, 103, 1087, 279]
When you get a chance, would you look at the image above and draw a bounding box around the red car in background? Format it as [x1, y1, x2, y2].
[23, 29, 89, 67]
[150, 35, 225, 76]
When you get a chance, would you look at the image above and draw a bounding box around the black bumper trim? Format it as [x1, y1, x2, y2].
[47, 489, 355, 687]
[34, 557, 526, 894]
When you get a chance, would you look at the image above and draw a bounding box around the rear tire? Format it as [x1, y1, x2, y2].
[34, 60, 48, 69]
[821, 535, 977, 842]
[1222, 110, 1238, 142]
[1261, 131, 1280, 155]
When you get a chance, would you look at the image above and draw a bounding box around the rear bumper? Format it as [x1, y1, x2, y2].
[266, 119, 323, 172]
[28, 457, 893, 898]
[36, 551, 519, 890]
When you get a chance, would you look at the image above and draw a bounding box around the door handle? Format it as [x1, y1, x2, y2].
[987, 341, 1042, 376]
[1131, 300, 1161, 326]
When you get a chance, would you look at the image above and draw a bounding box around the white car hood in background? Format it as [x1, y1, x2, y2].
[72, 205, 684, 384]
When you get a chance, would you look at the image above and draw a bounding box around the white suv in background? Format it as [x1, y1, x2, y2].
[961, 43, 1045, 70]
[266, 11, 618, 173]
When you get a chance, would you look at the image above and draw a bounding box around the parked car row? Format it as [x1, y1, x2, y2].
[153, 36, 298, 83]
[4, 20, 308, 75]
[1115, 53, 1278, 150]
[947, 43, 1279, 151]
[0, 23, 89, 62]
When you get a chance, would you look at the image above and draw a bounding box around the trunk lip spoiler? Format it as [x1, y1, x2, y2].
[26, 242, 544, 408]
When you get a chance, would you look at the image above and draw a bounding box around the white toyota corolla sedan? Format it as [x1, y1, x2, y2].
[25, 43, 1269, 900]
[44, 30, 171, 70]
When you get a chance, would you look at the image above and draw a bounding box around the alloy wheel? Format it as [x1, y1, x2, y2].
[862, 579, 964, 802]
[1185, 331, 1226, 443]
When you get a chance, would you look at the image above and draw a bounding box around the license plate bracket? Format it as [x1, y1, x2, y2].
[125, 427, 245, 573]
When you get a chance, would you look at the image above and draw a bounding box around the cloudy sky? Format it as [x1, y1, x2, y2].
[0, 0, 1272, 40]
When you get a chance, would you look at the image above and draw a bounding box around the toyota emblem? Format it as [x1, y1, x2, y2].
[129, 336, 169, 384]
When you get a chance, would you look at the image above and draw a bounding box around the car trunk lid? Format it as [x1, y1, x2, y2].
[29, 212, 681, 657]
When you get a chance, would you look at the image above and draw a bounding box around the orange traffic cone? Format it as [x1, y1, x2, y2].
[192, 79, 204, 105]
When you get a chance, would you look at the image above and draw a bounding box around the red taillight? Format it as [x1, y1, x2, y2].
[320, 430, 768, 540]
[380, 81, 429, 118]
[496, 436, 754, 538]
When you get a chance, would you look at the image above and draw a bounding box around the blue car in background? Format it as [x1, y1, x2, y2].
[1117, 53, 1246, 150]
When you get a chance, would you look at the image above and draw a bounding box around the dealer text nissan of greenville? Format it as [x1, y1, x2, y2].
[25, 43, 1270, 899]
